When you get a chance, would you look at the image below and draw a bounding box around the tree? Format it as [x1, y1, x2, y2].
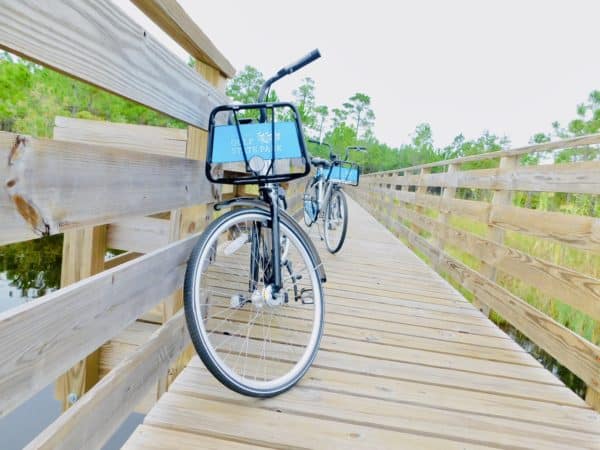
[226, 65, 264, 104]
[313, 105, 329, 142]
[293, 77, 316, 129]
[342, 92, 375, 140]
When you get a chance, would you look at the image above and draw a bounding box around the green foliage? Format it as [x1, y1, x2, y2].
[0, 235, 63, 297]
[0, 56, 184, 137]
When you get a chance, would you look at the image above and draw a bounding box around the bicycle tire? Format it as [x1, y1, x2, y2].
[184, 207, 324, 397]
[324, 189, 348, 254]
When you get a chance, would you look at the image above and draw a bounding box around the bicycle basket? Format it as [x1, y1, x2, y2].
[326, 160, 360, 186]
[206, 102, 310, 184]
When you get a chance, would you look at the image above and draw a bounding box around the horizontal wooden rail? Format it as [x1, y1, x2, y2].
[367, 161, 600, 194]
[0, 132, 215, 245]
[54, 116, 188, 158]
[352, 190, 600, 392]
[131, 0, 235, 78]
[351, 134, 600, 409]
[367, 186, 600, 253]
[0, 0, 228, 129]
[370, 133, 600, 174]
[387, 202, 600, 320]
[0, 233, 198, 417]
[26, 310, 190, 450]
[107, 217, 170, 253]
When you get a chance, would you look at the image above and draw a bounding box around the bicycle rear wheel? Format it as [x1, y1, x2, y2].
[184, 208, 324, 397]
[324, 189, 348, 253]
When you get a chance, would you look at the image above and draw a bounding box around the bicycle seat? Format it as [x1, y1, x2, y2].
[310, 157, 331, 168]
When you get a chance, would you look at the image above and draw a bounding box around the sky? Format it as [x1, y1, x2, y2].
[114, 0, 600, 149]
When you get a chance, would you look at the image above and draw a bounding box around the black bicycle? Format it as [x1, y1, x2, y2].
[303, 141, 364, 253]
[184, 50, 326, 397]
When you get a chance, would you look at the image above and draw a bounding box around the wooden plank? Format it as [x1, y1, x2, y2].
[146, 391, 494, 450]
[380, 216, 600, 392]
[421, 161, 600, 194]
[0, 146, 37, 244]
[490, 204, 600, 253]
[187, 359, 598, 432]
[123, 425, 266, 450]
[476, 155, 517, 315]
[54, 116, 187, 158]
[131, 0, 236, 78]
[107, 217, 170, 253]
[27, 311, 190, 450]
[0, 132, 214, 245]
[389, 204, 600, 320]
[55, 225, 107, 410]
[170, 368, 598, 450]
[587, 387, 600, 413]
[104, 251, 142, 269]
[0, 0, 228, 129]
[373, 133, 600, 173]
[0, 233, 198, 417]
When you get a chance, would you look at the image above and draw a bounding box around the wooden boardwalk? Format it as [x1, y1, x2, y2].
[123, 196, 600, 449]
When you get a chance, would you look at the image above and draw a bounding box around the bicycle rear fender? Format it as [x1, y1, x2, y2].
[214, 197, 327, 283]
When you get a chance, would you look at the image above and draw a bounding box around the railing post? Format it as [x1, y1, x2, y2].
[477, 154, 518, 316]
[158, 60, 227, 395]
[435, 164, 457, 270]
[586, 386, 600, 413]
[413, 167, 430, 235]
[55, 226, 107, 410]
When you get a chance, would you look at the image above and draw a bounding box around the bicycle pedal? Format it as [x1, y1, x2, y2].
[300, 288, 314, 304]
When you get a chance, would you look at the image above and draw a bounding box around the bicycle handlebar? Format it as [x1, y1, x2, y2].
[344, 145, 367, 161]
[308, 138, 337, 161]
[277, 49, 321, 77]
[258, 49, 321, 120]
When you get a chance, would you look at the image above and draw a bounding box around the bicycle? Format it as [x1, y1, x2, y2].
[303, 141, 364, 253]
[183, 50, 326, 397]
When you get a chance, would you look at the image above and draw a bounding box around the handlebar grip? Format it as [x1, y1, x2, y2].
[279, 49, 321, 76]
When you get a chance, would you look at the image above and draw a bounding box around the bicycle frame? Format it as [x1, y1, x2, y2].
[314, 175, 338, 218]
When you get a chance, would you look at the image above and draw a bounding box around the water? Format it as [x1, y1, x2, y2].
[0, 237, 143, 449]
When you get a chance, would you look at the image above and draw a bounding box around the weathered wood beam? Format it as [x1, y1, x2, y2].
[53, 116, 188, 158]
[369, 133, 600, 174]
[0, 233, 198, 417]
[26, 310, 190, 450]
[0, 0, 228, 129]
[352, 192, 600, 396]
[107, 217, 170, 253]
[0, 132, 215, 245]
[131, 0, 236, 78]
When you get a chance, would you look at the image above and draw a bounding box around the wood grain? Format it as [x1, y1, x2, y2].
[55, 225, 107, 411]
[0, 0, 228, 129]
[54, 116, 187, 158]
[27, 311, 190, 450]
[107, 217, 170, 253]
[369, 133, 600, 173]
[131, 0, 235, 78]
[364, 202, 600, 392]
[0, 233, 198, 417]
[0, 132, 214, 245]
[420, 161, 600, 194]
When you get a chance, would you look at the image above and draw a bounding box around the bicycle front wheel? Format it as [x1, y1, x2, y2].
[303, 179, 318, 227]
[184, 208, 324, 397]
[324, 189, 348, 253]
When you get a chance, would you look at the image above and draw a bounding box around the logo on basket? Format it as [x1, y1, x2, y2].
[257, 131, 281, 144]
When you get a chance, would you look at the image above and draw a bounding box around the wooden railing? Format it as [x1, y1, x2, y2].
[348, 135, 600, 411]
[0, 1, 312, 449]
